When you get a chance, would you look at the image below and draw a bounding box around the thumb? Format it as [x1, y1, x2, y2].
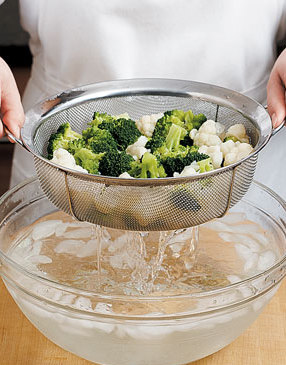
[267, 49, 286, 128]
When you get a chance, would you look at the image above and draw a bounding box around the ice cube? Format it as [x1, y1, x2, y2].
[257, 250, 276, 271]
[234, 243, 253, 261]
[243, 253, 259, 272]
[250, 232, 270, 247]
[63, 228, 92, 239]
[54, 239, 85, 255]
[76, 239, 98, 258]
[32, 220, 62, 240]
[29, 255, 53, 264]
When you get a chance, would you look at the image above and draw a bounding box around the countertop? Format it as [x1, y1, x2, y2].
[0, 279, 286, 365]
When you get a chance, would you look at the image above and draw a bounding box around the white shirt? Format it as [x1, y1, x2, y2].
[9, 0, 286, 198]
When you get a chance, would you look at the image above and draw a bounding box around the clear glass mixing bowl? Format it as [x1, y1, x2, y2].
[0, 178, 286, 365]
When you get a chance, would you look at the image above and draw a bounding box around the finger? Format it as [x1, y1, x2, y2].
[0, 58, 25, 139]
[267, 68, 286, 128]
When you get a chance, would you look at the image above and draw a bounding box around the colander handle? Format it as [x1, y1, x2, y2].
[272, 121, 285, 137]
[4, 127, 30, 152]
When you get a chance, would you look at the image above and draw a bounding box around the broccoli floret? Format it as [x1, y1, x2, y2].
[159, 148, 210, 177]
[99, 117, 142, 150]
[180, 134, 193, 147]
[193, 113, 207, 129]
[197, 158, 214, 173]
[99, 150, 135, 177]
[223, 136, 239, 143]
[47, 122, 81, 159]
[57, 123, 82, 140]
[146, 111, 186, 152]
[164, 109, 185, 122]
[91, 111, 114, 127]
[165, 123, 187, 151]
[67, 138, 86, 155]
[82, 125, 98, 140]
[184, 110, 207, 132]
[87, 128, 118, 153]
[74, 148, 104, 175]
[81, 112, 116, 140]
[129, 152, 166, 179]
[145, 114, 172, 152]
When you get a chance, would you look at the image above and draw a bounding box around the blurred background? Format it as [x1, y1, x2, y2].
[0, 0, 31, 195]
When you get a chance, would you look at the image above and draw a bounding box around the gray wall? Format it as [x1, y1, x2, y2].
[0, 0, 29, 45]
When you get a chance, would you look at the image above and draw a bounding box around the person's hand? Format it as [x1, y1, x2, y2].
[267, 49, 286, 128]
[0, 57, 24, 139]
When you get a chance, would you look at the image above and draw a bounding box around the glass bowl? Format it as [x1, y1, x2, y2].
[0, 177, 286, 365]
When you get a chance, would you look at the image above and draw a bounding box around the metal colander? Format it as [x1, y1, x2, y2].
[14, 79, 278, 231]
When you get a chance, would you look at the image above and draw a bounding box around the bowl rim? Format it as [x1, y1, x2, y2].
[0, 177, 286, 316]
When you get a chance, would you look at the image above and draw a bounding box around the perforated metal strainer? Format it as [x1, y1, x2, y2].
[9, 79, 281, 231]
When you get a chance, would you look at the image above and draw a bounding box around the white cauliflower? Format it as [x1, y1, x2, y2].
[126, 135, 149, 160]
[193, 120, 222, 147]
[114, 113, 130, 120]
[225, 123, 249, 143]
[51, 148, 88, 173]
[220, 140, 236, 157]
[135, 112, 164, 137]
[221, 141, 253, 166]
[189, 128, 198, 140]
[173, 163, 199, 177]
[215, 122, 225, 138]
[198, 145, 223, 169]
[119, 172, 134, 178]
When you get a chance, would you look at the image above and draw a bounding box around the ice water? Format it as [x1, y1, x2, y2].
[9, 210, 278, 298]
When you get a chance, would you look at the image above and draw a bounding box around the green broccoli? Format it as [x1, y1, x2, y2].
[67, 138, 86, 155]
[99, 150, 135, 177]
[91, 111, 114, 127]
[164, 109, 186, 122]
[74, 148, 104, 175]
[87, 128, 118, 153]
[146, 111, 186, 152]
[128, 152, 167, 179]
[165, 123, 187, 151]
[184, 110, 207, 132]
[197, 158, 214, 173]
[81, 112, 116, 140]
[47, 122, 82, 159]
[82, 125, 98, 140]
[159, 148, 210, 177]
[98, 117, 142, 150]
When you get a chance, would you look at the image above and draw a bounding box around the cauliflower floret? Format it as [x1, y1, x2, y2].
[194, 132, 222, 147]
[126, 135, 149, 159]
[51, 148, 88, 173]
[236, 142, 253, 159]
[193, 120, 222, 147]
[114, 113, 130, 120]
[215, 122, 225, 138]
[136, 112, 164, 137]
[189, 128, 198, 140]
[173, 164, 199, 177]
[119, 172, 134, 178]
[225, 124, 249, 143]
[220, 140, 236, 157]
[198, 145, 223, 169]
[198, 120, 217, 134]
[222, 141, 253, 166]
